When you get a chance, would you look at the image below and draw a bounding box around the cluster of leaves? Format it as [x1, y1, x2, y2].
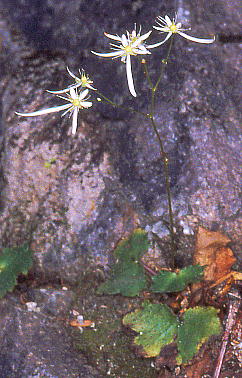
[98, 229, 222, 364]
[0, 244, 33, 298]
[98, 229, 204, 297]
[123, 302, 221, 364]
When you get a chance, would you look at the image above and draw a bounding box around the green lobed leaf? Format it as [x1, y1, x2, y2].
[97, 229, 149, 297]
[151, 265, 204, 293]
[0, 244, 33, 298]
[177, 306, 221, 364]
[123, 302, 178, 357]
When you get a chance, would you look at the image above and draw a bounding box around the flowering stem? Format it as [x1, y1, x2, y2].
[145, 37, 177, 267]
[95, 37, 177, 266]
[154, 36, 174, 92]
[95, 90, 148, 117]
[142, 60, 153, 89]
[150, 116, 177, 266]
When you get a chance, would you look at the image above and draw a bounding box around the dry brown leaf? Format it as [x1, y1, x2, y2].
[193, 227, 236, 283]
[195, 227, 231, 251]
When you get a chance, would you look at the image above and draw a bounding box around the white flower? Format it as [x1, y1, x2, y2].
[92, 26, 153, 97]
[15, 88, 92, 135]
[47, 67, 96, 94]
[150, 15, 215, 47]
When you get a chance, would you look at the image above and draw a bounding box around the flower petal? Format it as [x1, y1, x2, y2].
[78, 88, 89, 100]
[135, 48, 151, 55]
[56, 94, 71, 101]
[70, 88, 78, 99]
[66, 66, 77, 79]
[135, 30, 152, 44]
[135, 45, 151, 54]
[61, 106, 73, 118]
[147, 32, 172, 48]
[47, 83, 82, 94]
[125, 54, 136, 97]
[91, 50, 123, 58]
[153, 25, 169, 32]
[178, 31, 215, 43]
[156, 16, 167, 26]
[104, 32, 122, 42]
[72, 107, 78, 135]
[81, 101, 92, 108]
[121, 34, 128, 46]
[15, 104, 72, 117]
[85, 83, 97, 91]
[165, 15, 172, 26]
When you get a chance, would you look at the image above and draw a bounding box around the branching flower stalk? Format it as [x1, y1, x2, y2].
[16, 14, 215, 269]
[143, 36, 177, 265]
[94, 89, 148, 118]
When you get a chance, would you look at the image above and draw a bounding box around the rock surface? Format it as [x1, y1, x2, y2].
[0, 292, 101, 377]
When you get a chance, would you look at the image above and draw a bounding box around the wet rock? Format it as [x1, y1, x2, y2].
[33, 288, 74, 317]
[0, 293, 101, 377]
[0, 0, 241, 286]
